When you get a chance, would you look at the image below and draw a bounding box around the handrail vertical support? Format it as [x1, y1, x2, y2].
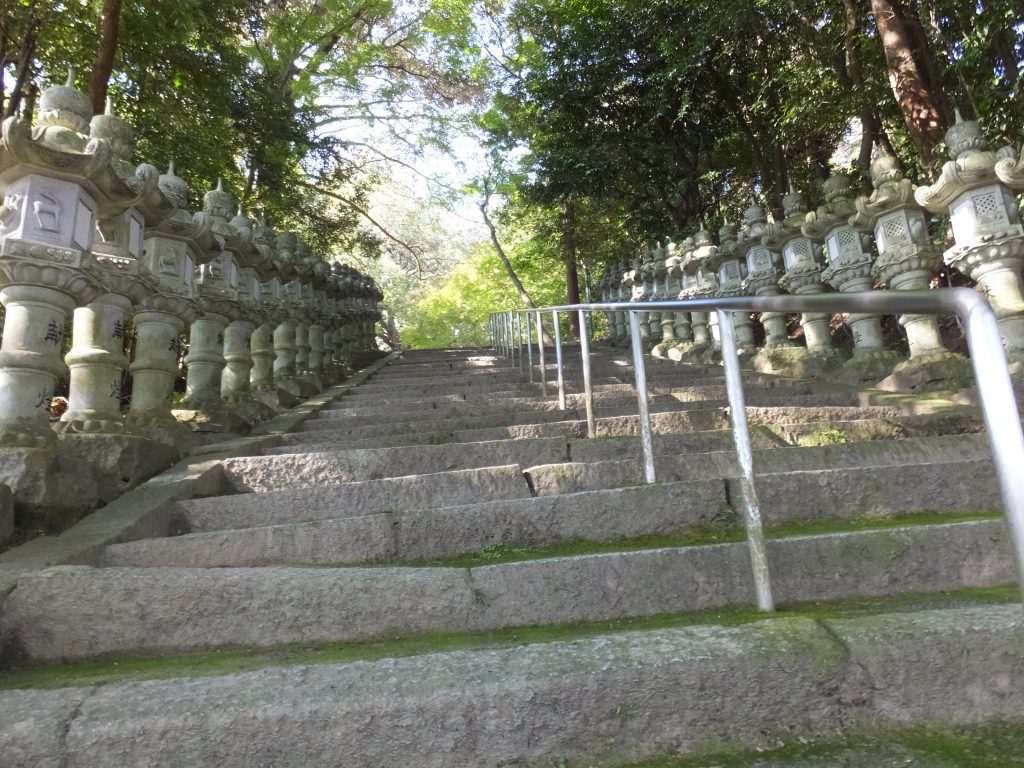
[628, 310, 656, 484]
[517, 311, 524, 369]
[578, 308, 596, 437]
[536, 310, 548, 397]
[508, 311, 516, 367]
[525, 311, 534, 382]
[552, 309, 566, 410]
[960, 297, 1024, 608]
[717, 309, 775, 613]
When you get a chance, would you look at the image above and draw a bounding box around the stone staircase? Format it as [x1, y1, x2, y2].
[1, 347, 1022, 767]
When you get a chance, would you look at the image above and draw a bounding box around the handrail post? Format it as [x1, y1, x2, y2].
[578, 308, 596, 437]
[717, 308, 775, 613]
[509, 310, 517, 368]
[628, 310, 656, 484]
[525, 310, 534, 382]
[517, 312, 527, 373]
[552, 309, 566, 410]
[535, 310, 548, 397]
[959, 295, 1024, 607]
[512, 313, 520, 372]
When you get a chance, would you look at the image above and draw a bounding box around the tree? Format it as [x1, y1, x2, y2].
[10, 0, 489, 262]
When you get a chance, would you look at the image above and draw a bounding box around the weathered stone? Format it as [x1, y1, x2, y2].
[57, 434, 179, 502]
[0, 564, 478, 660]
[222, 436, 569, 491]
[182, 465, 534, 531]
[102, 480, 729, 568]
[8, 518, 1011, 661]
[2, 607, 1021, 767]
[0, 447, 99, 529]
[0, 688, 92, 768]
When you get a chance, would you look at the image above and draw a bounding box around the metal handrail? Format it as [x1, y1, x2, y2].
[491, 288, 1024, 613]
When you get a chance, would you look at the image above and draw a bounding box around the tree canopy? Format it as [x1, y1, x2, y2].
[4, 0, 1023, 346]
[2, 0, 486, 258]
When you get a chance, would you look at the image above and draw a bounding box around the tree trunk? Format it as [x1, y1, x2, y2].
[479, 192, 553, 344]
[480, 197, 533, 308]
[561, 200, 581, 339]
[870, 0, 951, 168]
[89, 0, 123, 114]
[3, 21, 37, 120]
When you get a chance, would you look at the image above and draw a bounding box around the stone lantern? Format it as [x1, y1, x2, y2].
[597, 266, 614, 341]
[915, 111, 1024, 362]
[249, 219, 282, 397]
[273, 231, 301, 390]
[321, 274, 343, 379]
[707, 222, 757, 359]
[663, 238, 694, 360]
[643, 243, 667, 346]
[0, 73, 108, 447]
[221, 207, 275, 423]
[290, 239, 325, 393]
[328, 261, 350, 367]
[125, 163, 210, 444]
[622, 255, 645, 345]
[53, 99, 164, 437]
[807, 172, 902, 384]
[609, 260, 629, 345]
[634, 247, 657, 345]
[676, 236, 706, 359]
[765, 187, 841, 369]
[677, 231, 720, 363]
[307, 260, 332, 381]
[174, 179, 248, 432]
[739, 199, 791, 354]
[852, 153, 969, 390]
[253, 273, 283, 390]
[651, 253, 674, 357]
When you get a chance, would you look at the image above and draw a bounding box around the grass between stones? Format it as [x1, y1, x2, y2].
[613, 721, 1024, 767]
[0, 585, 1016, 691]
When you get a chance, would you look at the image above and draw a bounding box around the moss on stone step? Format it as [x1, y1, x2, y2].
[315, 509, 1002, 570]
[1, 584, 1016, 692]
[615, 721, 1024, 767]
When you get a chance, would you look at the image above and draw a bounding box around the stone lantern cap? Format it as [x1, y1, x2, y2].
[762, 186, 808, 250]
[915, 109, 1019, 212]
[0, 72, 162, 221]
[203, 178, 259, 270]
[850, 153, 923, 231]
[802, 173, 856, 241]
[37, 70, 92, 148]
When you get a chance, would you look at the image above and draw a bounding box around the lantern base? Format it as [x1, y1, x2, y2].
[874, 351, 974, 392]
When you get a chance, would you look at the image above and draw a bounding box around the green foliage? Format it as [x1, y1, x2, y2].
[6, 0, 489, 260]
[399, 240, 567, 348]
[796, 428, 849, 447]
[474, 0, 1024, 267]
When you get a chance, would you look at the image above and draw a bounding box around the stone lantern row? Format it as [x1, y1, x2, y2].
[0, 74, 383, 450]
[598, 111, 1024, 389]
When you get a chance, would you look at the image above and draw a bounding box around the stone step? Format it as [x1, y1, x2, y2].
[301, 397, 690, 435]
[223, 437, 571, 491]
[327, 387, 631, 412]
[179, 465, 534, 532]
[100, 479, 728, 568]
[528, 434, 995, 496]
[1, 519, 1012, 662]
[357, 380, 544, 394]
[304, 402, 572, 430]
[270, 425, 782, 456]
[280, 402, 954, 453]
[4, 604, 1019, 767]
